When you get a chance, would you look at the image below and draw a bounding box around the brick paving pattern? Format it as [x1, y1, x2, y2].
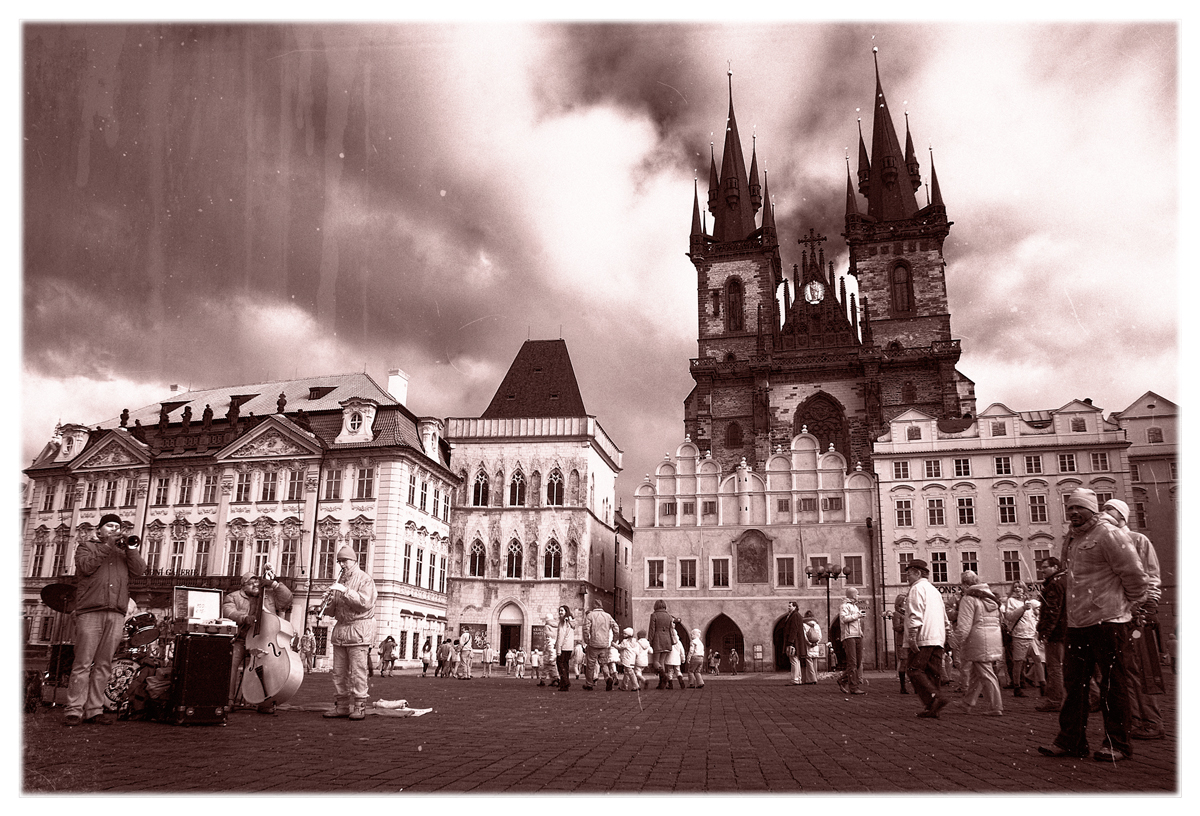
[23, 670, 1177, 793]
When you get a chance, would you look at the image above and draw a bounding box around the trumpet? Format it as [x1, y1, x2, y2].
[121, 535, 141, 550]
[317, 563, 349, 617]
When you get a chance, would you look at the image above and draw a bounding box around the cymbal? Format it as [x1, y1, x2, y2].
[40, 583, 76, 614]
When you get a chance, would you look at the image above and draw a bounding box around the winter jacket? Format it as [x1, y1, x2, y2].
[1036, 569, 1068, 642]
[223, 581, 294, 641]
[556, 618, 577, 653]
[1003, 597, 1040, 640]
[906, 577, 947, 648]
[647, 607, 673, 652]
[73, 536, 146, 615]
[583, 607, 618, 649]
[839, 599, 865, 639]
[635, 637, 651, 668]
[666, 632, 684, 666]
[782, 609, 805, 654]
[952, 583, 1004, 663]
[1062, 514, 1149, 628]
[328, 566, 377, 647]
[619, 637, 638, 668]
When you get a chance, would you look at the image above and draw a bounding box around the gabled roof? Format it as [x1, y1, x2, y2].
[481, 340, 587, 420]
[1114, 391, 1177, 419]
[215, 414, 324, 461]
[67, 430, 152, 471]
[1055, 399, 1104, 414]
[889, 407, 938, 423]
[977, 403, 1018, 417]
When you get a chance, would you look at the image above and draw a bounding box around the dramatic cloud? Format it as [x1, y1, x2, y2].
[21, 22, 1178, 508]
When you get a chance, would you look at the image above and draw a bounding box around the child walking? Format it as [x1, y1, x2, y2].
[687, 628, 706, 688]
[618, 628, 639, 691]
[664, 628, 686, 690]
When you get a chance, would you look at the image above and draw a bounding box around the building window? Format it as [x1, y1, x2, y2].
[103, 479, 118, 508]
[991, 421, 1007, 436]
[712, 558, 730, 588]
[931, 552, 948, 584]
[925, 460, 942, 479]
[895, 500, 913, 527]
[123, 480, 136, 507]
[280, 538, 299, 577]
[544, 540, 562, 578]
[679, 558, 697, 588]
[1170, 461, 1178, 480]
[201, 474, 218, 505]
[416, 548, 426, 584]
[355, 468, 375, 500]
[821, 496, 843, 512]
[348, 412, 362, 432]
[726, 422, 743, 448]
[954, 458, 972, 478]
[682, 501, 695, 515]
[648, 559, 664, 589]
[169, 539, 185, 573]
[179, 475, 194, 505]
[1033, 548, 1050, 566]
[906, 426, 922, 441]
[777, 557, 795, 587]
[439, 557, 446, 593]
[235, 472, 252, 504]
[1028, 494, 1048, 523]
[30, 538, 46, 577]
[726, 278, 745, 332]
[62, 486, 75, 511]
[351, 537, 369, 573]
[318, 539, 337, 580]
[324, 469, 342, 500]
[1070, 416, 1086, 432]
[998, 496, 1017, 524]
[42, 486, 55, 513]
[1134, 502, 1148, 528]
[777, 498, 790, 513]
[504, 540, 521, 578]
[1091, 452, 1109, 472]
[442, 492, 451, 522]
[226, 539, 245, 576]
[84, 481, 98, 508]
[1025, 455, 1043, 475]
[961, 551, 978, 574]
[1096, 492, 1113, 508]
[469, 541, 486, 577]
[419, 481, 428, 512]
[844, 555, 863, 586]
[261, 471, 278, 503]
[702, 500, 717, 515]
[808, 556, 829, 587]
[428, 556, 436, 590]
[546, 470, 565, 506]
[402, 543, 412, 583]
[957, 497, 975, 525]
[661, 502, 677, 517]
[253, 538, 271, 575]
[194, 538, 211, 576]
[1003, 551, 1021, 583]
[891, 264, 914, 314]
[898, 552, 914, 578]
[994, 456, 1012, 476]
[800, 497, 818, 512]
[1130, 463, 1140, 482]
[1146, 427, 1163, 444]
[1058, 453, 1076, 473]
[409, 473, 418, 505]
[286, 470, 303, 502]
[509, 471, 526, 506]
[893, 461, 910, 480]
[927, 498, 945, 526]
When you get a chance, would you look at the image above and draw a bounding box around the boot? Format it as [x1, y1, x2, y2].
[323, 697, 350, 718]
[899, 673, 908, 694]
[349, 699, 367, 721]
[678, 680, 685, 692]
[605, 677, 613, 691]
[667, 679, 674, 689]
[656, 671, 666, 690]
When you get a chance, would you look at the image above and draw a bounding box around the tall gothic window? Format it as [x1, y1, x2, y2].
[508, 471, 526, 506]
[891, 265, 914, 315]
[726, 278, 745, 332]
[505, 540, 523, 578]
[544, 540, 562, 578]
[469, 540, 486, 577]
[793, 392, 851, 467]
[546, 470, 564, 506]
[472, 471, 489, 506]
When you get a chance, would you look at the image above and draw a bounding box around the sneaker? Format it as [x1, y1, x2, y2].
[63, 714, 82, 727]
[982, 710, 1004, 717]
[1131, 728, 1165, 740]
[1093, 748, 1128, 762]
[1037, 744, 1089, 758]
[930, 696, 951, 716]
[850, 690, 866, 695]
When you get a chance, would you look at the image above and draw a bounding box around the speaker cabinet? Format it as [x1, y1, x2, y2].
[169, 634, 232, 725]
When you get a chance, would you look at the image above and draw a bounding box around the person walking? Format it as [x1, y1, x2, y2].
[687, 628, 706, 689]
[1035, 558, 1068, 712]
[457, 627, 474, 679]
[482, 641, 495, 678]
[800, 611, 822, 684]
[782, 601, 805, 686]
[1038, 488, 1149, 762]
[837, 588, 867, 695]
[892, 593, 909, 693]
[378, 635, 397, 677]
[421, 638, 433, 677]
[727, 647, 740, 675]
[1003, 582, 1043, 697]
[951, 571, 1004, 716]
[583, 600, 619, 691]
[663, 627, 686, 690]
[300, 628, 317, 675]
[647, 599, 674, 689]
[905, 559, 950, 718]
[635, 629, 651, 690]
[554, 606, 576, 692]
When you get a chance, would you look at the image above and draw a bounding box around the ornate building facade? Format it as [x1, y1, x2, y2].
[444, 340, 630, 662]
[21, 372, 458, 669]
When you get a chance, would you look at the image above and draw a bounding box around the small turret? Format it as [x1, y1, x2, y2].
[904, 112, 921, 192]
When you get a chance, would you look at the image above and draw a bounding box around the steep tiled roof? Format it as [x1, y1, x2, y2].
[481, 340, 587, 419]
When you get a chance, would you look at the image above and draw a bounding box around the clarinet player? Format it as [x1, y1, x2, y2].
[320, 546, 377, 721]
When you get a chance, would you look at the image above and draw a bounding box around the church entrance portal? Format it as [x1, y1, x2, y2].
[705, 613, 745, 673]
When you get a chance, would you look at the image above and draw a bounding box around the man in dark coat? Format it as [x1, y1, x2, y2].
[1035, 556, 1068, 712]
[782, 601, 805, 685]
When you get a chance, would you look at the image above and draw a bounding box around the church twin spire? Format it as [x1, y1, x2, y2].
[705, 70, 763, 244]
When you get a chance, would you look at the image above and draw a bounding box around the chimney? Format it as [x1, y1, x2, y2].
[388, 368, 409, 406]
[170, 384, 179, 392]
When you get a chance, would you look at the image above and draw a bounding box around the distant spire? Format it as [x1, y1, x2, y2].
[761, 170, 777, 245]
[860, 295, 873, 345]
[904, 111, 921, 192]
[856, 119, 871, 196]
[866, 48, 920, 221]
[928, 147, 944, 208]
[713, 70, 758, 242]
[707, 142, 719, 213]
[748, 134, 762, 213]
[691, 178, 703, 237]
[850, 292, 859, 336]
[845, 157, 861, 217]
[839, 274, 847, 306]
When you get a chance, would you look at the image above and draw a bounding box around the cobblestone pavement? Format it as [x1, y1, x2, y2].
[23, 669, 1177, 794]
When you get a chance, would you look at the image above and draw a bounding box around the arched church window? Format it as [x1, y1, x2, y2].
[505, 539, 523, 578]
[509, 471, 526, 506]
[469, 540, 486, 577]
[726, 422, 744, 448]
[891, 265, 914, 315]
[793, 393, 851, 469]
[727, 279, 745, 332]
[472, 471, 489, 507]
[546, 470, 564, 506]
[544, 540, 562, 579]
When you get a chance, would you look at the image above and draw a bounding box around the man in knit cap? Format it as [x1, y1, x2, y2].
[1038, 488, 1148, 762]
[321, 546, 377, 720]
[63, 513, 146, 726]
[223, 566, 293, 713]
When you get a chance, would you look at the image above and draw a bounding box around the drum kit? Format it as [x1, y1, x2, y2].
[38, 583, 170, 713]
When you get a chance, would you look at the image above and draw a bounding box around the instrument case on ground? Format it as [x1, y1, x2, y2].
[168, 633, 232, 725]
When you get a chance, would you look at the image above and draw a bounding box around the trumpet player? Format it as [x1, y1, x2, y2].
[321, 547, 377, 721]
[63, 513, 146, 727]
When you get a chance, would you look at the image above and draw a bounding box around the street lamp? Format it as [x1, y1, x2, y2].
[806, 563, 851, 646]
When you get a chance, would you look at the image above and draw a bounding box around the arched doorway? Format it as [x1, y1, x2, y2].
[705, 613, 745, 673]
[771, 615, 790, 671]
[497, 602, 523, 666]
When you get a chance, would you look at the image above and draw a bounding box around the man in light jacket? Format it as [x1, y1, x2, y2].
[838, 588, 868, 695]
[582, 600, 619, 691]
[321, 546, 377, 721]
[905, 559, 949, 718]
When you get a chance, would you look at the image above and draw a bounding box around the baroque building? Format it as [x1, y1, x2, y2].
[684, 61, 975, 476]
[444, 340, 629, 663]
[21, 372, 457, 670]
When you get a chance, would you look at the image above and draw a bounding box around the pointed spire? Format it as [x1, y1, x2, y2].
[866, 48, 920, 221]
[856, 119, 871, 196]
[761, 170, 777, 245]
[928, 146, 944, 208]
[904, 111, 921, 192]
[707, 143, 719, 214]
[748, 134, 762, 213]
[691, 178, 703, 237]
[860, 295, 873, 346]
[712, 68, 758, 243]
[845, 157, 861, 218]
[850, 292, 859, 337]
[839, 274, 847, 306]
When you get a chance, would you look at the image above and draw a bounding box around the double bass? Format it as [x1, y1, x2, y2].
[240, 566, 304, 706]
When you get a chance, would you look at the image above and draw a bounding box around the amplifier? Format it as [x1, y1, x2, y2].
[169, 634, 232, 726]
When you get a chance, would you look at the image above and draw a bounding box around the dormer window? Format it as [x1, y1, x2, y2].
[335, 398, 378, 445]
[63, 437, 73, 454]
[349, 412, 362, 432]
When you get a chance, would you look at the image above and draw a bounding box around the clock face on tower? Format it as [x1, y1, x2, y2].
[803, 281, 825, 305]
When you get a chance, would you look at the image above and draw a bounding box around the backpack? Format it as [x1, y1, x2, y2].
[805, 623, 820, 645]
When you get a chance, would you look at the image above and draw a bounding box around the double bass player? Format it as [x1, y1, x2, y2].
[320, 546, 377, 721]
[224, 569, 293, 714]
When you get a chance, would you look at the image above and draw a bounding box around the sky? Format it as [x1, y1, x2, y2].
[17, 19, 1181, 511]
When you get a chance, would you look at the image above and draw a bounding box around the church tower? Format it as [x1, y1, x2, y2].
[685, 57, 974, 476]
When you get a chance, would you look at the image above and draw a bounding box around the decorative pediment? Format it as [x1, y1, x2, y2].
[70, 432, 150, 471]
[216, 415, 322, 462]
